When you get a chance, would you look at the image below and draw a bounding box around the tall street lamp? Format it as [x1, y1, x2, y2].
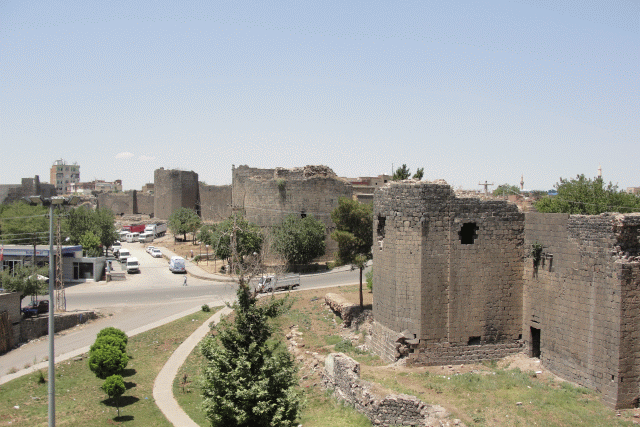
[26, 195, 79, 427]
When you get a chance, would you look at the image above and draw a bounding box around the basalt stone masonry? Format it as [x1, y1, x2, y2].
[371, 180, 640, 408]
[232, 165, 353, 257]
[154, 168, 199, 220]
[371, 180, 524, 363]
[523, 212, 640, 408]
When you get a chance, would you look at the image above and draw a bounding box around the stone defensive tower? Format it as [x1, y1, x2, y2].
[153, 168, 199, 220]
[370, 180, 525, 363]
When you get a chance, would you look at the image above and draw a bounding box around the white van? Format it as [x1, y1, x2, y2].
[119, 230, 129, 241]
[138, 232, 154, 243]
[125, 232, 140, 243]
[169, 256, 186, 273]
[118, 249, 131, 263]
[126, 257, 140, 274]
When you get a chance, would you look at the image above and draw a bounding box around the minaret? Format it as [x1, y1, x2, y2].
[520, 174, 524, 190]
[598, 165, 602, 178]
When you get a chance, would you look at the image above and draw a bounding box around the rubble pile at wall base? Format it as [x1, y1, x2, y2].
[323, 353, 464, 427]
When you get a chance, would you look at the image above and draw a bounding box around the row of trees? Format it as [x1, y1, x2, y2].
[89, 327, 129, 417]
[0, 201, 118, 257]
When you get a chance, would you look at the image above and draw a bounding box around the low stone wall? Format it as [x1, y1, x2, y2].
[325, 293, 361, 327]
[369, 320, 523, 365]
[323, 353, 462, 427]
[20, 311, 98, 343]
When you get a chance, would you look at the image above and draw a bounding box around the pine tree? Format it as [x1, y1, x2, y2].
[200, 284, 300, 427]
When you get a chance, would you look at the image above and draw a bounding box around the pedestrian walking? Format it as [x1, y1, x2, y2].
[183, 276, 188, 286]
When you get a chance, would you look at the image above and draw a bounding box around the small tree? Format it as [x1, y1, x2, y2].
[200, 285, 300, 427]
[102, 374, 126, 417]
[168, 207, 202, 242]
[272, 214, 326, 265]
[89, 333, 128, 380]
[79, 230, 102, 257]
[392, 164, 411, 181]
[331, 198, 373, 308]
[96, 327, 128, 346]
[412, 167, 424, 180]
[208, 214, 263, 264]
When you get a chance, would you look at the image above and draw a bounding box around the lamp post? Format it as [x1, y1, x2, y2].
[205, 244, 209, 265]
[26, 195, 79, 427]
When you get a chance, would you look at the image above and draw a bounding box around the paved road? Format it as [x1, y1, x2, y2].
[0, 242, 368, 379]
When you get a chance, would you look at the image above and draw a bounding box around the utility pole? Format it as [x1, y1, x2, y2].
[478, 181, 494, 197]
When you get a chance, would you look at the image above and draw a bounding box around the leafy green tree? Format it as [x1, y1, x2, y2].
[200, 284, 300, 427]
[0, 202, 49, 245]
[493, 184, 521, 197]
[168, 207, 202, 242]
[535, 175, 640, 214]
[66, 206, 117, 256]
[102, 374, 126, 418]
[207, 214, 263, 262]
[272, 214, 326, 265]
[331, 198, 373, 308]
[392, 164, 411, 181]
[89, 333, 128, 380]
[0, 264, 49, 300]
[412, 167, 424, 180]
[79, 230, 102, 257]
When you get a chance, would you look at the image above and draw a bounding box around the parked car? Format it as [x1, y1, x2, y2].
[146, 245, 156, 254]
[22, 300, 49, 317]
[118, 248, 131, 263]
[169, 256, 186, 273]
[150, 248, 163, 258]
[111, 241, 122, 256]
[126, 257, 140, 274]
[138, 232, 154, 243]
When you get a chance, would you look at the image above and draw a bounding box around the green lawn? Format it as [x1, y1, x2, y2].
[0, 308, 217, 426]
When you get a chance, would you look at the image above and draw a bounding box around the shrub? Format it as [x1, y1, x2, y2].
[202, 304, 211, 312]
[96, 327, 128, 346]
[89, 334, 128, 380]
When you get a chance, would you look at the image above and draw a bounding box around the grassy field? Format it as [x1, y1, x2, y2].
[3, 284, 639, 427]
[0, 308, 217, 426]
[271, 286, 638, 427]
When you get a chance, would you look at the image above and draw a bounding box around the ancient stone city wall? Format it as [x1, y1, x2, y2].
[153, 168, 199, 220]
[199, 183, 232, 223]
[523, 212, 640, 409]
[97, 191, 135, 216]
[232, 165, 353, 258]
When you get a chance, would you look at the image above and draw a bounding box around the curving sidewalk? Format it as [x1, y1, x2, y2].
[153, 305, 233, 426]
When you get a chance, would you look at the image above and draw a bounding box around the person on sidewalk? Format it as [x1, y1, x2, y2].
[183, 276, 188, 286]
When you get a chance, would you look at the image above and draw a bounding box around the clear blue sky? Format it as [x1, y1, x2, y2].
[1, 0, 638, 191]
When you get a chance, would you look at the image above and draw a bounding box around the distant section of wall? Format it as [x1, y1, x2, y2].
[199, 183, 232, 222]
[154, 168, 199, 220]
[523, 212, 640, 409]
[232, 165, 353, 258]
[97, 192, 135, 216]
[136, 192, 155, 216]
[0, 176, 56, 205]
